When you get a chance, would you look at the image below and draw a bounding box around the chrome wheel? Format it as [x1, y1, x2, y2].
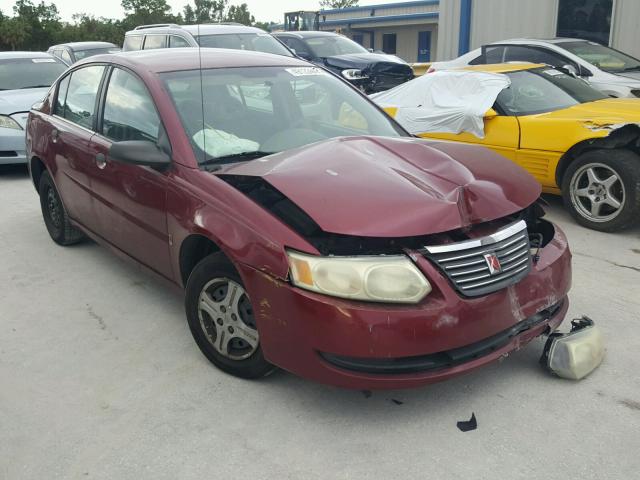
[197, 278, 258, 360]
[569, 162, 625, 223]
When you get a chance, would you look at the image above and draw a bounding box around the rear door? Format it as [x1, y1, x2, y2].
[87, 67, 173, 278]
[48, 65, 106, 232]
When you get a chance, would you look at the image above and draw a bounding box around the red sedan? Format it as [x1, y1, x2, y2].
[26, 49, 571, 389]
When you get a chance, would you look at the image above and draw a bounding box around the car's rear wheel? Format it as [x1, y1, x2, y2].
[562, 149, 640, 232]
[38, 170, 85, 245]
[185, 252, 276, 379]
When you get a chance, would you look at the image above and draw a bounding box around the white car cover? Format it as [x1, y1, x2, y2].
[371, 70, 511, 138]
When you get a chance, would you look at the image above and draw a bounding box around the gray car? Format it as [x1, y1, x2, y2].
[0, 52, 67, 165]
[47, 41, 120, 65]
[122, 23, 293, 57]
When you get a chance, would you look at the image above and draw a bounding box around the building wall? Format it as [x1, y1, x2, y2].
[372, 24, 438, 62]
[438, 0, 640, 61]
[611, 0, 640, 59]
[470, 0, 558, 48]
[435, 0, 461, 60]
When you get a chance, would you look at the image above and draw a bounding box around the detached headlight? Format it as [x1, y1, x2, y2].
[0, 115, 22, 130]
[287, 250, 431, 303]
[341, 69, 368, 80]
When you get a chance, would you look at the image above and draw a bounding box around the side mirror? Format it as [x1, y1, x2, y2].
[562, 64, 578, 77]
[484, 108, 498, 119]
[109, 140, 171, 168]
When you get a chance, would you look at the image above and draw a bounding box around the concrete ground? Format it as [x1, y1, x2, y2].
[1, 164, 639, 480]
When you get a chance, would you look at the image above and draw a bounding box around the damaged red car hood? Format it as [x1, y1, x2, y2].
[220, 136, 541, 237]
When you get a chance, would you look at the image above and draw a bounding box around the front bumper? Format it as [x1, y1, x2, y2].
[239, 226, 572, 389]
[0, 128, 27, 165]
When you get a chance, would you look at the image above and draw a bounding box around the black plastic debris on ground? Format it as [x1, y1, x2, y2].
[457, 413, 477, 432]
[390, 399, 403, 405]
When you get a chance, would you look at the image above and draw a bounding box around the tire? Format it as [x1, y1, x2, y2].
[185, 252, 276, 379]
[562, 149, 640, 232]
[38, 170, 85, 245]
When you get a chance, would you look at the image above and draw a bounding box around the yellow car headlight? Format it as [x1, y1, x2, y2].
[287, 250, 431, 303]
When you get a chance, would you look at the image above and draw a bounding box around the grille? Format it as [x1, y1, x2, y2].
[422, 220, 532, 297]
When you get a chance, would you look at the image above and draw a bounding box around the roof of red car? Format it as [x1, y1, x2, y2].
[83, 48, 307, 73]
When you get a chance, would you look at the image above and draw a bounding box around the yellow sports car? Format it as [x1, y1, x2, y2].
[381, 63, 640, 232]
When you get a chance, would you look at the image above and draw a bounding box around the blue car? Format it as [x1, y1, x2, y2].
[0, 52, 67, 165]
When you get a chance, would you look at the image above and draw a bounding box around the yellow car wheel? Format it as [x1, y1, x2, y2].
[562, 149, 640, 232]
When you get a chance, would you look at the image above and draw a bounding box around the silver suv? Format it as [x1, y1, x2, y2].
[122, 23, 293, 57]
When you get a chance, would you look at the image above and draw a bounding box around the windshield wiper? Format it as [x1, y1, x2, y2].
[19, 85, 50, 89]
[623, 66, 640, 72]
[200, 150, 272, 169]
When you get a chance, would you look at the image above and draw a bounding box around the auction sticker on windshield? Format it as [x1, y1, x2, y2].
[286, 67, 328, 76]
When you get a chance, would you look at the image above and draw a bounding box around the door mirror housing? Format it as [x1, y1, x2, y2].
[109, 140, 171, 168]
[561, 64, 578, 77]
[484, 108, 498, 119]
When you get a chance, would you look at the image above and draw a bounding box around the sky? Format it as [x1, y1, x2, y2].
[1, 0, 412, 24]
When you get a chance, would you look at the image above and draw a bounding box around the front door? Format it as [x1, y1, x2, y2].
[418, 31, 431, 62]
[420, 114, 520, 162]
[87, 67, 173, 279]
[47, 65, 106, 233]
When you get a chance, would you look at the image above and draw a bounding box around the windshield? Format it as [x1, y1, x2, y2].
[305, 36, 368, 57]
[561, 41, 640, 73]
[162, 65, 405, 164]
[0, 57, 67, 91]
[496, 67, 607, 116]
[74, 47, 119, 60]
[196, 33, 293, 57]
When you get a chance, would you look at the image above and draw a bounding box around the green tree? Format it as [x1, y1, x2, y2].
[10, 0, 61, 50]
[320, 0, 359, 8]
[121, 0, 177, 29]
[0, 16, 30, 50]
[226, 3, 254, 25]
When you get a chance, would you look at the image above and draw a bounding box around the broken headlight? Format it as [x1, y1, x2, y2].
[286, 250, 431, 303]
[341, 69, 368, 80]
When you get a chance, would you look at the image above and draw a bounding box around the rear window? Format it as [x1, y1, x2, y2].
[0, 57, 67, 91]
[196, 33, 293, 57]
[74, 48, 118, 60]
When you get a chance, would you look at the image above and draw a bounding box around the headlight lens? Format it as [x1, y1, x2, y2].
[287, 250, 431, 303]
[341, 69, 368, 80]
[0, 115, 22, 130]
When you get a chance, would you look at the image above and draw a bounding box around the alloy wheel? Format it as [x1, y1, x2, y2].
[569, 162, 625, 223]
[197, 278, 259, 360]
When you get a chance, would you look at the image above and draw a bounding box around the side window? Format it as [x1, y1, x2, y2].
[62, 65, 105, 129]
[102, 68, 161, 143]
[54, 74, 71, 116]
[143, 35, 167, 50]
[284, 38, 311, 57]
[169, 35, 190, 48]
[61, 50, 73, 65]
[483, 46, 506, 63]
[504, 46, 570, 68]
[123, 35, 143, 51]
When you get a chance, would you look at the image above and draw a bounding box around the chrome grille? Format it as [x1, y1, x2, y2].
[422, 220, 532, 297]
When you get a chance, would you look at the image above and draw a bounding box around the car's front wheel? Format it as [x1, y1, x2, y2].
[562, 149, 640, 232]
[38, 170, 85, 245]
[185, 252, 276, 379]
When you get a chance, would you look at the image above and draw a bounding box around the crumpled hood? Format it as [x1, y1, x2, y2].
[219, 136, 540, 237]
[323, 52, 410, 71]
[539, 98, 640, 130]
[0, 88, 49, 127]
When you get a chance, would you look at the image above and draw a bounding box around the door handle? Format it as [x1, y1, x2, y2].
[51, 129, 59, 144]
[95, 153, 107, 170]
